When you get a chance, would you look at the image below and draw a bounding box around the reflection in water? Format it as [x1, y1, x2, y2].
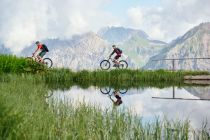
[152, 86, 210, 101]
[100, 88, 127, 106]
[48, 86, 210, 129]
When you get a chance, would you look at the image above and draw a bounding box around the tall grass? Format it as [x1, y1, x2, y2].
[0, 77, 209, 139]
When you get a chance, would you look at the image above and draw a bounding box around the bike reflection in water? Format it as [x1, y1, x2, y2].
[100, 87, 128, 106]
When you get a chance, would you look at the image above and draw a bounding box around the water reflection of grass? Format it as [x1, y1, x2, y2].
[0, 77, 209, 139]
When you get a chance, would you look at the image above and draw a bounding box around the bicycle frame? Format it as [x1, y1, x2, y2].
[30, 54, 44, 62]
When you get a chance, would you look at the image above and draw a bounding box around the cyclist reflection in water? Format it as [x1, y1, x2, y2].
[109, 90, 123, 106]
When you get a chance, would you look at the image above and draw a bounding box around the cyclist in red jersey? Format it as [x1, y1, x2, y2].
[33, 41, 47, 62]
[109, 45, 122, 67]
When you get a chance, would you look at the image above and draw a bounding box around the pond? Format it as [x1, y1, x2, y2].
[47, 85, 210, 129]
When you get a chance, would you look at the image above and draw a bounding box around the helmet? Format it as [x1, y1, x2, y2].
[112, 45, 116, 48]
[35, 41, 40, 45]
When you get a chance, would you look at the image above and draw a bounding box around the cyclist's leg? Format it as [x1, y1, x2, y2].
[38, 51, 46, 63]
[114, 55, 121, 65]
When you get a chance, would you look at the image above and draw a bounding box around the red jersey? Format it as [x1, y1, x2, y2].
[37, 44, 43, 50]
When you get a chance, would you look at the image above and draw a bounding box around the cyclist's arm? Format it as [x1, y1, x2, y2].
[109, 50, 115, 58]
[33, 47, 39, 55]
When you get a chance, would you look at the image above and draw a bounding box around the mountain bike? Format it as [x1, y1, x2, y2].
[100, 57, 128, 70]
[100, 87, 128, 95]
[26, 54, 53, 68]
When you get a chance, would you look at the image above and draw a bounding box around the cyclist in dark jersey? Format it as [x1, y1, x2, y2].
[109, 90, 123, 106]
[109, 45, 122, 67]
[33, 41, 48, 62]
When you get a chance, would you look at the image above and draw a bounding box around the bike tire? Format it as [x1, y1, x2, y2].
[100, 87, 111, 94]
[100, 60, 111, 70]
[119, 89, 128, 94]
[43, 58, 53, 68]
[119, 60, 128, 69]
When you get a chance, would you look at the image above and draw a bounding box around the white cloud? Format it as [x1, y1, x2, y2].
[0, 0, 115, 53]
[127, 7, 143, 28]
[126, 0, 210, 42]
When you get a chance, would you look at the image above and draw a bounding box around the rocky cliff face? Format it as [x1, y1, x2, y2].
[144, 23, 210, 70]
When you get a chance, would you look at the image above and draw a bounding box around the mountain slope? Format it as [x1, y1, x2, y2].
[49, 32, 111, 70]
[121, 35, 166, 68]
[144, 22, 210, 70]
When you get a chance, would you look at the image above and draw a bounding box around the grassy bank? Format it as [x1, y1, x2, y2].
[0, 77, 209, 139]
[0, 55, 46, 74]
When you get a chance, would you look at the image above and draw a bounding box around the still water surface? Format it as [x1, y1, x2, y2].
[47, 86, 210, 129]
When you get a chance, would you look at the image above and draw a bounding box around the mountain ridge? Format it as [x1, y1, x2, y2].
[144, 22, 210, 70]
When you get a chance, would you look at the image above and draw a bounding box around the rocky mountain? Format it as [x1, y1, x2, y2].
[0, 44, 11, 54]
[49, 32, 112, 70]
[144, 22, 210, 70]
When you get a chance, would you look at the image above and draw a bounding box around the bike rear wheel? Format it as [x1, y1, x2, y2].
[119, 60, 128, 69]
[100, 60, 111, 70]
[100, 87, 111, 94]
[43, 58, 53, 68]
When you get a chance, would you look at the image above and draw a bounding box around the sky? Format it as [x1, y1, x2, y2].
[0, 0, 210, 52]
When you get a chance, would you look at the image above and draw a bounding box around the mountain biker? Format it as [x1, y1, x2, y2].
[109, 90, 123, 106]
[109, 45, 122, 67]
[33, 41, 49, 62]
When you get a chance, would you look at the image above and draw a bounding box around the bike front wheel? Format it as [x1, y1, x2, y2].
[25, 57, 34, 62]
[119, 88, 128, 94]
[119, 60, 128, 69]
[43, 58, 53, 68]
[100, 60, 111, 70]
